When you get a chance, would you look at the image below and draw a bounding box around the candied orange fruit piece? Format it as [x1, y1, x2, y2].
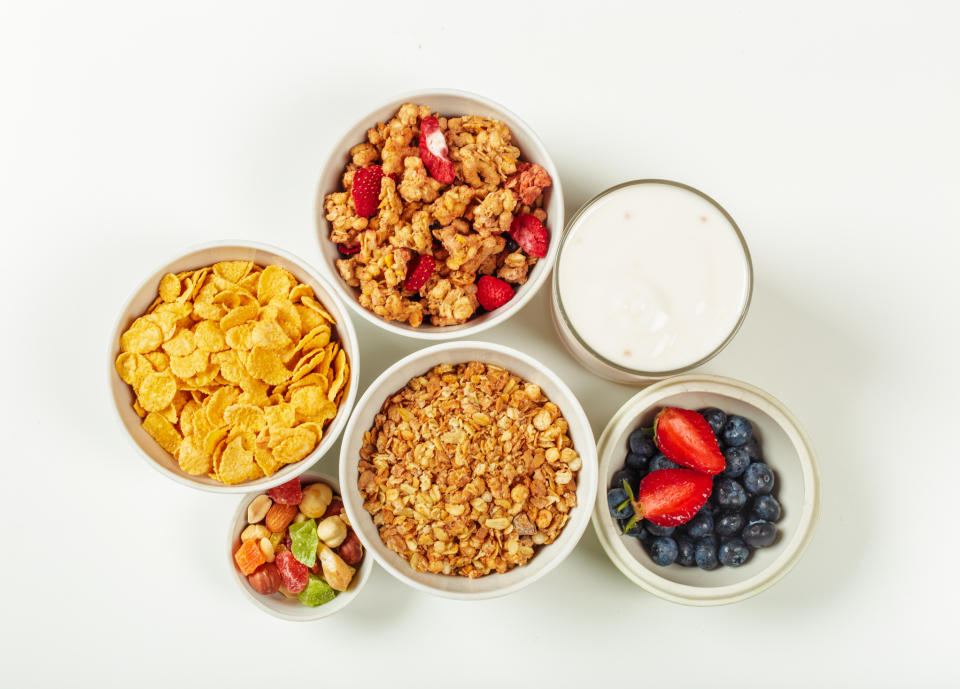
[234, 539, 266, 576]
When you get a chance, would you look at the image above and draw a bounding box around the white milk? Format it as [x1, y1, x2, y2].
[556, 182, 750, 374]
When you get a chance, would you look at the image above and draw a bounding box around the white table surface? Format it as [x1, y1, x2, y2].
[3, 1, 958, 686]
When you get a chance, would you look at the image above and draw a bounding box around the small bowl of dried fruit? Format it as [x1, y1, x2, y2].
[108, 240, 360, 493]
[592, 374, 821, 605]
[315, 89, 563, 339]
[229, 471, 373, 620]
[339, 341, 598, 599]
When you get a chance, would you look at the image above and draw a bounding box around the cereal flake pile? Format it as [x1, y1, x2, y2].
[325, 104, 553, 327]
[358, 362, 580, 577]
[115, 261, 350, 485]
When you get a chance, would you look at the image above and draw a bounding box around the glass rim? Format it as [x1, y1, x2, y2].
[551, 178, 754, 378]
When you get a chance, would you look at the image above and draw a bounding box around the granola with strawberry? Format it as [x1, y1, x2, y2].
[324, 104, 553, 327]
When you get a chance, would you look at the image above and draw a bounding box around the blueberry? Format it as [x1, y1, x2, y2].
[610, 468, 640, 494]
[504, 236, 520, 253]
[715, 510, 747, 537]
[607, 487, 633, 520]
[700, 497, 718, 515]
[624, 452, 649, 474]
[694, 536, 720, 570]
[618, 516, 647, 540]
[698, 408, 727, 436]
[716, 478, 748, 510]
[721, 415, 753, 447]
[742, 520, 778, 548]
[685, 510, 714, 538]
[648, 537, 679, 566]
[743, 462, 775, 495]
[648, 454, 680, 472]
[627, 428, 658, 458]
[722, 446, 751, 478]
[718, 538, 750, 567]
[742, 436, 761, 461]
[645, 521, 675, 537]
[751, 494, 782, 522]
[676, 535, 697, 566]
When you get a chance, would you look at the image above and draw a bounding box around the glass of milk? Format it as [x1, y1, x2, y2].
[551, 180, 753, 384]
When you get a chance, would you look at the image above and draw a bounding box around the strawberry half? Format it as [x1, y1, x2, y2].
[508, 214, 549, 258]
[351, 165, 384, 217]
[476, 275, 514, 311]
[654, 407, 726, 475]
[631, 468, 713, 527]
[418, 116, 455, 184]
[403, 254, 435, 291]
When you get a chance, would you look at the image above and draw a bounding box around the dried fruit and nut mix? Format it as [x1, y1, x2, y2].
[234, 477, 364, 607]
[115, 261, 351, 485]
[324, 103, 554, 327]
[357, 362, 581, 578]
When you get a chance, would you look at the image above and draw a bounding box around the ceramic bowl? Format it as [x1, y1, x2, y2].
[108, 240, 360, 493]
[227, 470, 373, 620]
[592, 374, 820, 605]
[314, 88, 564, 340]
[339, 341, 597, 599]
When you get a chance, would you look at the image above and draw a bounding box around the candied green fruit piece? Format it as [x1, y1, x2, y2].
[289, 519, 318, 568]
[297, 573, 336, 607]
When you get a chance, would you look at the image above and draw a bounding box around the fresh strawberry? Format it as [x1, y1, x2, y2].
[631, 468, 713, 527]
[351, 165, 384, 217]
[654, 407, 726, 475]
[403, 254, 435, 291]
[337, 243, 360, 257]
[508, 214, 549, 258]
[476, 275, 514, 311]
[418, 116, 455, 184]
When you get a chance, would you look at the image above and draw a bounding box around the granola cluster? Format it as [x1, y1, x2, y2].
[325, 104, 552, 327]
[357, 362, 581, 578]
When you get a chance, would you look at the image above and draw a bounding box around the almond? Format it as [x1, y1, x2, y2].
[264, 502, 298, 533]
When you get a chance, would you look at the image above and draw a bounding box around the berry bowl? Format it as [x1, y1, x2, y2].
[108, 240, 360, 493]
[591, 374, 821, 605]
[314, 88, 564, 341]
[227, 470, 373, 621]
[338, 341, 598, 600]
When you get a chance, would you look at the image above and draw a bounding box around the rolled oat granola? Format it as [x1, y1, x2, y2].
[325, 104, 553, 327]
[357, 361, 581, 578]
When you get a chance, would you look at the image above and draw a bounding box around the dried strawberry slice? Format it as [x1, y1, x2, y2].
[351, 165, 384, 217]
[476, 275, 515, 311]
[267, 478, 302, 505]
[418, 116, 455, 184]
[403, 254, 435, 291]
[508, 214, 549, 258]
[275, 550, 308, 594]
[336, 243, 360, 257]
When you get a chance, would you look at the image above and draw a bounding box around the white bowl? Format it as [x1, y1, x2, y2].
[108, 240, 360, 493]
[592, 374, 821, 605]
[314, 88, 564, 340]
[227, 471, 373, 621]
[339, 341, 598, 600]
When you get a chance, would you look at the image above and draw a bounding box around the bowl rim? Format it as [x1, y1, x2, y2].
[107, 239, 361, 494]
[338, 340, 598, 600]
[226, 469, 374, 621]
[591, 374, 821, 605]
[313, 87, 565, 341]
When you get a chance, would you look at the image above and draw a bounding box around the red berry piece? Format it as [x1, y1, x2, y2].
[351, 165, 384, 217]
[632, 468, 713, 527]
[403, 254, 435, 291]
[418, 116, 455, 184]
[654, 407, 726, 475]
[275, 550, 309, 594]
[476, 275, 515, 311]
[508, 214, 549, 258]
[337, 243, 360, 257]
[267, 478, 302, 505]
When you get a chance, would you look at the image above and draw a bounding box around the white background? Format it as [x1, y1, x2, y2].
[2, 1, 958, 686]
